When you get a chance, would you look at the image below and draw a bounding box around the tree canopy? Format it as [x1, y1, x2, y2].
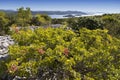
[16, 7, 32, 27]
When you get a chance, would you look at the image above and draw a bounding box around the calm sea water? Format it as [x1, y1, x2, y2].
[49, 13, 104, 19]
[49, 15, 66, 19]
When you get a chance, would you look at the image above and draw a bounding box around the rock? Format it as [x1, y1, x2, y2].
[0, 35, 14, 60]
[0, 49, 3, 54]
[0, 54, 9, 58]
[2, 42, 9, 48]
[13, 76, 27, 80]
[9, 41, 14, 45]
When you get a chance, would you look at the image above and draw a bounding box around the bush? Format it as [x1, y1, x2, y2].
[0, 28, 120, 80]
[30, 14, 51, 26]
[102, 15, 120, 38]
[67, 17, 103, 31]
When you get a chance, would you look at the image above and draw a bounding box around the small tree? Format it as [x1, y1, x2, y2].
[16, 7, 32, 27]
[0, 11, 9, 35]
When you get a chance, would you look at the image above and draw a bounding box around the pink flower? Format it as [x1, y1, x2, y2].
[10, 64, 18, 72]
[15, 28, 19, 33]
[63, 48, 69, 56]
[38, 49, 45, 54]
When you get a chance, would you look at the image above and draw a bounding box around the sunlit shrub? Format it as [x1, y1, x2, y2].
[0, 28, 120, 80]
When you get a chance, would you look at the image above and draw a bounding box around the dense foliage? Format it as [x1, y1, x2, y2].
[0, 11, 9, 35]
[16, 7, 32, 27]
[0, 7, 52, 35]
[0, 28, 120, 80]
[66, 14, 120, 38]
[67, 17, 103, 30]
[30, 14, 51, 26]
[101, 14, 120, 38]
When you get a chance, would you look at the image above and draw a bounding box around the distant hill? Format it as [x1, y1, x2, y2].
[31, 11, 87, 15]
[0, 9, 17, 14]
[0, 9, 87, 15]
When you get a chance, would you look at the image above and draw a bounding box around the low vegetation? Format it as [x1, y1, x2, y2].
[0, 7, 120, 80]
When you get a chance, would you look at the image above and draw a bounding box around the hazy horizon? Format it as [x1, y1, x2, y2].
[0, 0, 120, 13]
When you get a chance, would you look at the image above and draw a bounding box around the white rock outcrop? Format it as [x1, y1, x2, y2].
[0, 35, 14, 60]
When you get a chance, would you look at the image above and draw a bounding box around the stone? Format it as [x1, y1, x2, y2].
[0, 35, 14, 60]
[0, 49, 3, 54]
[2, 42, 9, 48]
[8, 41, 15, 45]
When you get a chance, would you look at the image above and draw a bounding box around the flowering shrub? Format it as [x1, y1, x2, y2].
[0, 28, 120, 80]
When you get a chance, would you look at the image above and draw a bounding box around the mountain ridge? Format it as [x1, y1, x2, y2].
[0, 9, 87, 15]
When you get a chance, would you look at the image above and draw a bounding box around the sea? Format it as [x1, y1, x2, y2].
[49, 13, 104, 19]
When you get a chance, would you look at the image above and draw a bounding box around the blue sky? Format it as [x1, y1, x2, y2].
[0, 0, 120, 13]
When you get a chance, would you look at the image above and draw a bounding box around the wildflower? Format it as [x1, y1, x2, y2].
[38, 49, 45, 54]
[15, 28, 19, 33]
[9, 64, 18, 73]
[63, 48, 69, 56]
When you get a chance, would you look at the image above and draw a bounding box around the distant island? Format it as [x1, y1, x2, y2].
[63, 14, 75, 18]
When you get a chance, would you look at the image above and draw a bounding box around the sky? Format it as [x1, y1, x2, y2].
[0, 0, 120, 13]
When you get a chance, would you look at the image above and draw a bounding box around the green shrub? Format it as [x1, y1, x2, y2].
[0, 28, 120, 80]
[67, 17, 103, 31]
